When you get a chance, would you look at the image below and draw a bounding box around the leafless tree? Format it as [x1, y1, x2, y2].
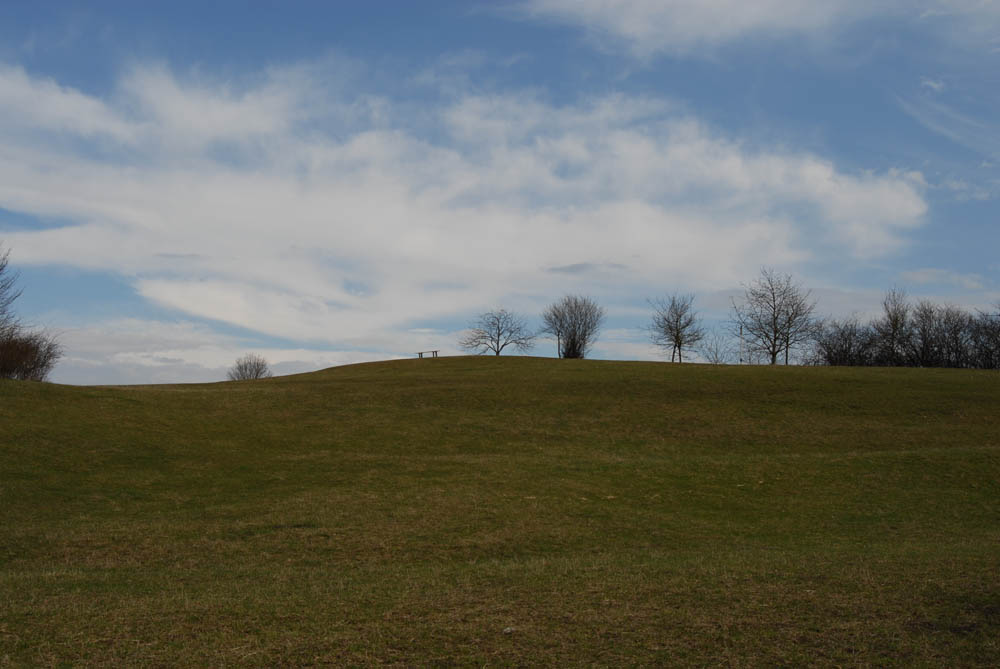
[700, 328, 735, 364]
[0, 243, 21, 331]
[649, 294, 705, 362]
[908, 299, 942, 367]
[730, 267, 817, 365]
[459, 308, 535, 356]
[227, 353, 273, 380]
[905, 301, 974, 368]
[807, 294, 998, 371]
[938, 304, 973, 368]
[811, 316, 876, 366]
[540, 295, 605, 359]
[0, 242, 62, 381]
[872, 287, 911, 366]
[970, 304, 1000, 370]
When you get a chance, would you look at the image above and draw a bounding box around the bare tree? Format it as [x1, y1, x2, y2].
[730, 267, 817, 365]
[0, 242, 62, 382]
[540, 295, 605, 359]
[459, 308, 535, 356]
[0, 243, 21, 331]
[811, 316, 876, 366]
[649, 294, 705, 362]
[938, 304, 973, 369]
[970, 304, 1000, 370]
[227, 353, 273, 381]
[700, 328, 735, 364]
[908, 299, 942, 367]
[905, 301, 974, 368]
[872, 287, 911, 367]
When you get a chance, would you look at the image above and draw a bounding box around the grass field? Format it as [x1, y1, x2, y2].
[2, 356, 999, 666]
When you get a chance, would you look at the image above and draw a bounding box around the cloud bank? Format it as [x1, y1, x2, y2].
[0, 59, 928, 379]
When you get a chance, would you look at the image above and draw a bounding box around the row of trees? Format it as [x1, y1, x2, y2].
[460, 268, 1000, 370]
[460, 271, 813, 363]
[1, 243, 62, 381]
[459, 271, 818, 364]
[814, 288, 1000, 369]
[669, 270, 1000, 369]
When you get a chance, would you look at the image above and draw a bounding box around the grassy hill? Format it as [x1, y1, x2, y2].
[2, 356, 999, 665]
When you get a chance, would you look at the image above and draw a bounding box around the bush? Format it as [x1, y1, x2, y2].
[0, 325, 62, 381]
[541, 295, 605, 359]
[227, 353, 272, 381]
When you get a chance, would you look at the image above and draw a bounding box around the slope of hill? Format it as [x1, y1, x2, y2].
[2, 357, 999, 665]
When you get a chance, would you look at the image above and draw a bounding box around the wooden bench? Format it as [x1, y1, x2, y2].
[415, 350, 439, 358]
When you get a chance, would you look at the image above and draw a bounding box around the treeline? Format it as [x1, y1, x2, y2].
[813, 288, 1000, 369]
[460, 268, 1000, 371]
[651, 270, 1000, 369]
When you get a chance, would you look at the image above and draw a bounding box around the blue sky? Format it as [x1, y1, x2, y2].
[1, 1, 998, 383]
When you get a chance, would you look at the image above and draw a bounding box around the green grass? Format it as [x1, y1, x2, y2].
[2, 356, 999, 666]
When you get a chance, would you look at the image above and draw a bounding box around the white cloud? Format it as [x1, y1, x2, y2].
[899, 267, 986, 291]
[0, 61, 929, 380]
[0, 64, 134, 141]
[518, 0, 1000, 57]
[50, 318, 405, 385]
[521, 0, 866, 56]
[591, 327, 662, 361]
[117, 64, 299, 148]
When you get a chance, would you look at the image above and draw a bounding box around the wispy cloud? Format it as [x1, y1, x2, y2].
[897, 93, 1000, 160]
[939, 177, 995, 201]
[52, 318, 403, 385]
[899, 267, 986, 291]
[517, 0, 1000, 58]
[920, 77, 946, 92]
[0, 64, 135, 141]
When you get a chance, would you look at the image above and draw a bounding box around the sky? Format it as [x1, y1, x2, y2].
[1, 0, 998, 384]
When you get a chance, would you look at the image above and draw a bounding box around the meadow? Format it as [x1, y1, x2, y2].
[2, 356, 998, 666]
